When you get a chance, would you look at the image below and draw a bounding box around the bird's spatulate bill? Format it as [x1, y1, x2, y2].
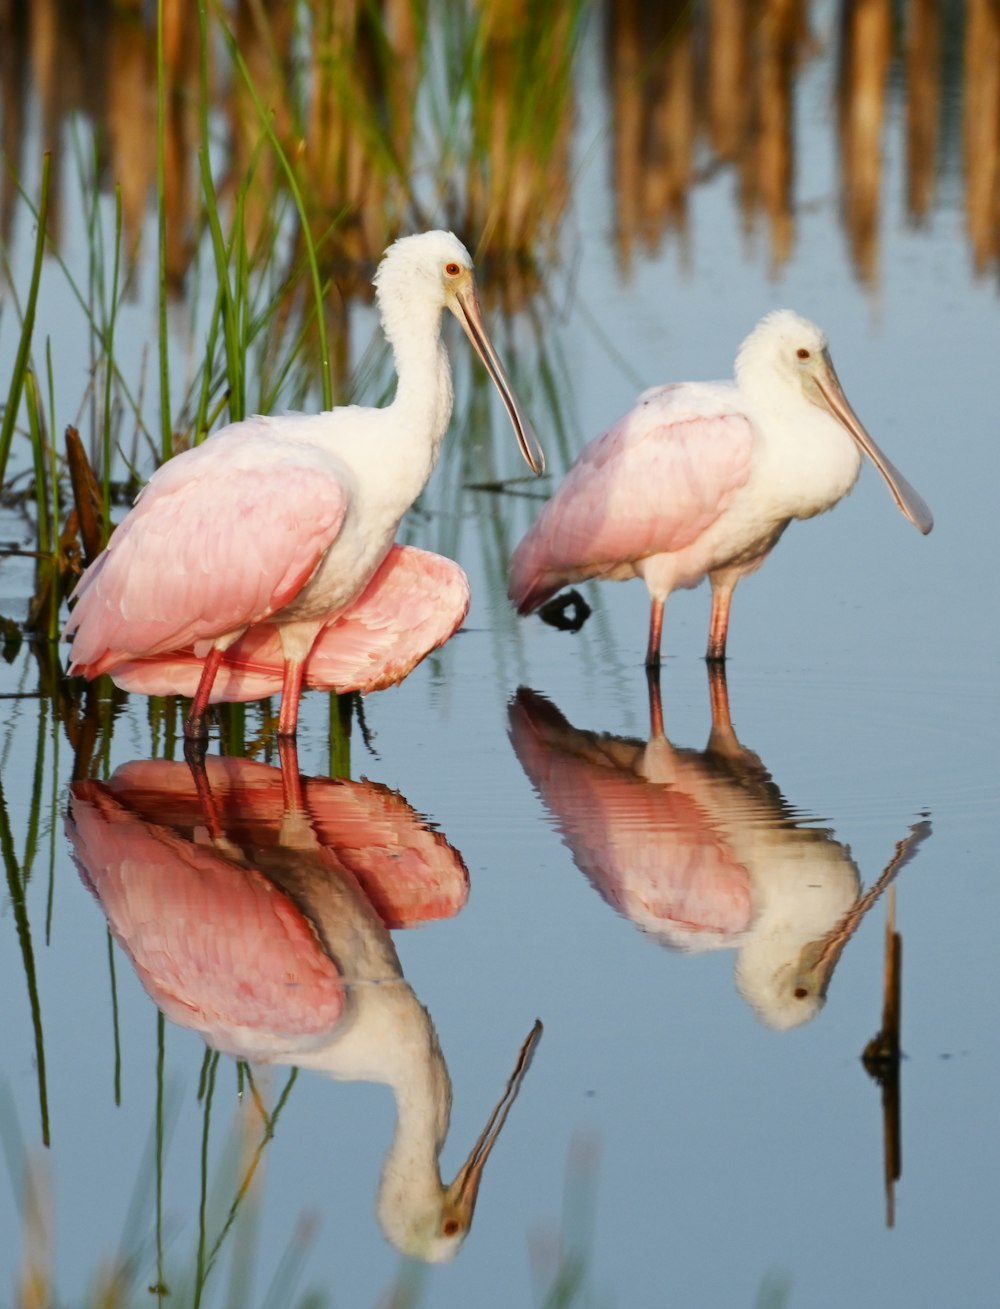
[816, 355, 934, 535]
[442, 1019, 542, 1227]
[453, 284, 546, 475]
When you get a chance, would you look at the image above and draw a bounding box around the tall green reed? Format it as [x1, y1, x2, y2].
[0, 153, 50, 486]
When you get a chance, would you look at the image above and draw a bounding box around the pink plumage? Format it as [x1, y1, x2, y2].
[85, 754, 470, 928]
[508, 687, 752, 948]
[68, 779, 348, 1053]
[65, 428, 349, 678]
[105, 544, 470, 704]
[509, 388, 752, 615]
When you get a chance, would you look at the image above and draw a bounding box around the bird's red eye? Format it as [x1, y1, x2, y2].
[797, 348, 811, 360]
[445, 262, 461, 276]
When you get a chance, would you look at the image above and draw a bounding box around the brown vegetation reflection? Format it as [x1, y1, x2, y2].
[1, 1, 998, 306]
[862, 886, 904, 1229]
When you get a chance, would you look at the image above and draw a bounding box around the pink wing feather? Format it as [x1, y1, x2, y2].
[77, 755, 468, 931]
[106, 544, 470, 701]
[508, 689, 751, 947]
[64, 427, 349, 676]
[67, 780, 346, 1052]
[509, 384, 754, 612]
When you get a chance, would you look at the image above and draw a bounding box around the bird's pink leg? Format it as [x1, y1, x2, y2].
[278, 736, 305, 811]
[185, 749, 225, 840]
[706, 584, 734, 663]
[277, 658, 305, 737]
[706, 659, 732, 729]
[646, 664, 665, 739]
[645, 598, 665, 668]
[185, 647, 225, 741]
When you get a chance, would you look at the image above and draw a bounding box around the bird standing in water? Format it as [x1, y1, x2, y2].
[509, 310, 932, 665]
[65, 230, 545, 738]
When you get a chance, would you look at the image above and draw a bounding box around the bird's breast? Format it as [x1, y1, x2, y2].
[746, 404, 863, 521]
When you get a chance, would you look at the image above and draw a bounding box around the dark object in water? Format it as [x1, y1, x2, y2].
[538, 589, 591, 632]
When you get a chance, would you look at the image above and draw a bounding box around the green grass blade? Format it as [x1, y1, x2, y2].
[156, 0, 173, 460]
[0, 777, 49, 1147]
[218, 14, 333, 409]
[0, 153, 50, 484]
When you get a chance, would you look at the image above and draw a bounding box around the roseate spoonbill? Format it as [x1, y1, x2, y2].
[509, 310, 933, 665]
[66, 750, 541, 1261]
[103, 544, 470, 710]
[508, 670, 931, 1028]
[65, 230, 545, 739]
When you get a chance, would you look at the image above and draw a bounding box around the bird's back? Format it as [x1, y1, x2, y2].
[508, 381, 753, 612]
[64, 418, 350, 674]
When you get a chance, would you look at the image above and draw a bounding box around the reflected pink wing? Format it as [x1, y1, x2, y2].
[106, 545, 469, 702]
[67, 781, 345, 1056]
[509, 384, 753, 612]
[508, 689, 751, 946]
[65, 422, 348, 676]
[96, 756, 468, 929]
[303, 777, 470, 927]
[106, 756, 288, 845]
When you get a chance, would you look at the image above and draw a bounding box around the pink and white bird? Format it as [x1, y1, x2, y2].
[64, 230, 545, 739]
[509, 310, 932, 665]
[103, 543, 470, 708]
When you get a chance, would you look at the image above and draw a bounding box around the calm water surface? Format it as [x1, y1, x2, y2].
[2, 4, 1000, 1307]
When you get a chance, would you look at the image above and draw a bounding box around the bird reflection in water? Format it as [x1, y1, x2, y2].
[65, 747, 541, 1262]
[509, 668, 930, 1030]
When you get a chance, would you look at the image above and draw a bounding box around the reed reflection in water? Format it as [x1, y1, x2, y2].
[65, 749, 540, 1265]
[608, 0, 998, 280]
[509, 667, 931, 1030]
[1, 0, 997, 306]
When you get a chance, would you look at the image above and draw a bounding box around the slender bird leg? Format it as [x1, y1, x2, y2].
[704, 660, 746, 762]
[706, 583, 734, 663]
[278, 736, 305, 813]
[185, 646, 225, 742]
[184, 747, 225, 841]
[645, 663, 665, 740]
[277, 658, 304, 737]
[645, 598, 665, 668]
[706, 659, 733, 731]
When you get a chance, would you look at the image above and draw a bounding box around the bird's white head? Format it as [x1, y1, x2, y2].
[734, 308, 830, 396]
[373, 230, 475, 311]
[373, 230, 546, 475]
[735, 309, 933, 534]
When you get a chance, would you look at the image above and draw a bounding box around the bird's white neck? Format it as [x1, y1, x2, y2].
[379, 287, 455, 475]
[375, 1007, 452, 1225]
[293, 980, 451, 1211]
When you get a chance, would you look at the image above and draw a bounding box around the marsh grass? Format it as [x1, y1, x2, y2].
[0, 153, 51, 486]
